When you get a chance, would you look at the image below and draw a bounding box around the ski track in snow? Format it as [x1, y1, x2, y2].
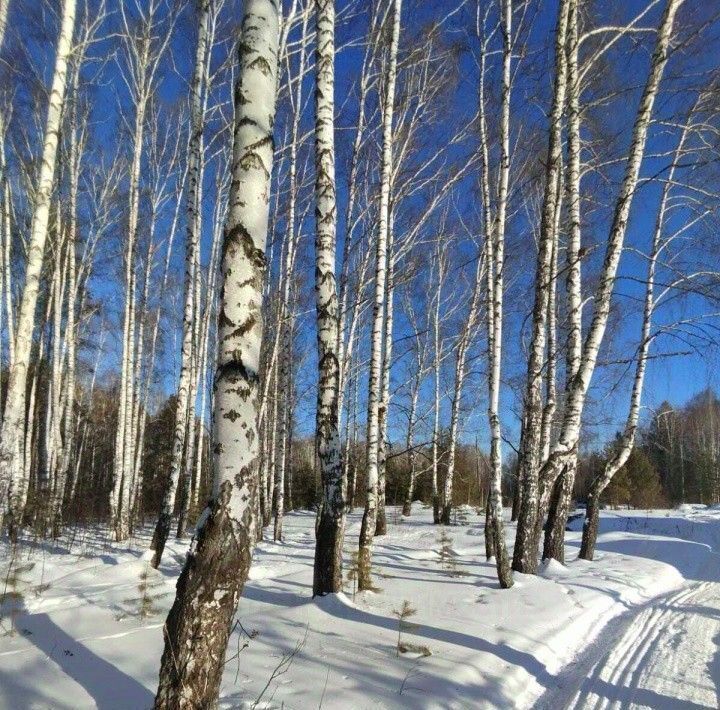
[537, 580, 720, 710]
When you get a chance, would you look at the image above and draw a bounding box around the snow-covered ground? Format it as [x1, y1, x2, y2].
[1, 505, 719, 709]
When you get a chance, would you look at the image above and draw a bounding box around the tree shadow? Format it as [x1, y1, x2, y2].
[710, 629, 720, 709]
[311, 593, 558, 692]
[7, 601, 154, 709]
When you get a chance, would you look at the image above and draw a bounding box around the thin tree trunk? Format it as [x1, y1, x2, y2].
[313, 0, 346, 595]
[483, 0, 514, 588]
[188, 189, 224, 523]
[0, 0, 77, 538]
[544, 0, 581, 562]
[512, 0, 569, 575]
[375, 217, 394, 536]
[358, 0, 401, 592]
[441, 251, 484, 525]
[430, 243, 443, 525]
[150, 0, 210, 567]
[401, 294, 426, 517]
[112, 40, 149, 540]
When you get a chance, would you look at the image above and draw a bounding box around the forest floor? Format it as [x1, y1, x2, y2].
[1, 505, 719, 709]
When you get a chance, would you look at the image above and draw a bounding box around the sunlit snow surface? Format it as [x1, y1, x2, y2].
[1, 505, 719, 709]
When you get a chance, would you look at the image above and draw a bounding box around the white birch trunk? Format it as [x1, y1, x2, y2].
[358, 0, 401, 591]
[544, 0, 581, 562]
[375, 216, 394, 536]
[155, 2, 280, 705]
[512, 0, 569, 575]
[430, 244, 443, 525]
[441, 252, 484, 525]
[53, 100, 80, 534]
[336, 2, 387, 422]
[483, 0, 514, 587]
[112, 75, 147, 540]
[313, 0, 346, 595]
[0, 0, 77, 538]
[150, 0, 210, 567]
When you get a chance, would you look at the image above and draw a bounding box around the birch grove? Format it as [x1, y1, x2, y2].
[513, 0, 686, 575]
[0, 1, 719, 705]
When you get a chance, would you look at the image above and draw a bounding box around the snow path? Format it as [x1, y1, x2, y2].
[537, 580, 720, 709]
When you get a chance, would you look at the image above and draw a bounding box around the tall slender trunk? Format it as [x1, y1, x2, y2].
[0, 0, 77, 538]
[430, 244, 443, 525]
[188, 188, 224, 522]
[313, 0, 346, 596]
[534, 0, 684, 540]
[38, 245, 60, 502]
[358, 0, 401, 592]
[544, 0, 581, 562]
[401, 301, 425, 516]
[177, 232, 205, 538]
[272, 370, 285, 541]
[150, 0, 211, 567]
[53, 95, 80, 533]
[337, 2, 386, 423]
[441, 252, 484, 525]
[483, 0, 513, 588]
[154, 2, 280, 705]
[512, 0, 569, 575]
[375, 216, 394, 536]
[43, 223, 66, 504]
[271, 1, 309, 541]
[112, 28, 150, 540]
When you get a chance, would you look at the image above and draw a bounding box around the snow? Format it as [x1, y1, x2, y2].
[1, 505, 719, 709]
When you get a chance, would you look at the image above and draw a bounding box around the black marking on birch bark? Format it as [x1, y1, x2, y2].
[217, 361, 259, 386]
[223, 222, 267, 268]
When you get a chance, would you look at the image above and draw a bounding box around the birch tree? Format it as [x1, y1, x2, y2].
[401, 288, 429, 516]
[512, 0, 569, 575]
[358, 0, 401, 592]
[312, 0, 346, 596]
[154, 1, 280, 705]
[430, 240, 445, 525]
[482, 0, 513, 588]
[0, 0, 77, 539]
[441, 244, 485, 525]
[514, 0, 685, 572]
[543, 0, 581, 562]
[150, 0, 212, 569]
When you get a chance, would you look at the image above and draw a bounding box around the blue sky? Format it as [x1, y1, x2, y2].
[3, 0, 718, 456]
